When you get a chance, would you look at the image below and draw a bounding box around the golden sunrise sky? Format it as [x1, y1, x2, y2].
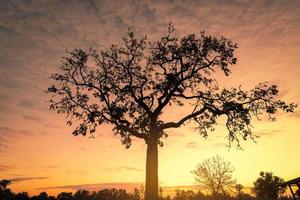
[0, 0, 300, 196]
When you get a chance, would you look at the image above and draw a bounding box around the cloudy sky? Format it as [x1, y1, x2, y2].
[0, 0, 300, 196]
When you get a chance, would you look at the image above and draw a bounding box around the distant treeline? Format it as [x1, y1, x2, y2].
[0, 189, 292, 200]
[0, 171, 296, 200]
[0, 184, 293, 200]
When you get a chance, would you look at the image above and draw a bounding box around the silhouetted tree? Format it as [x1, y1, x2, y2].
[235, 184, 244, 199]
[93, 188, 133, 200]
[234, 184, 255, 200]
[48, 195, 57, 200]
[235, 193, 256, 200]
[252, 172, 286, 200]
[173, 190, 196, 200]
[57, 192, 74, 200]
[133, 188, 142, 200]
[73, 190, 90, 200]
[0, 179, 11, 191]
[47, 23, 296, 200]
[14, 192, 30, 200]
[0, 179, 14, 200]
[30, 192, 50, 200]
[38, 192, 49, 200]
[192, 155, 236, 197]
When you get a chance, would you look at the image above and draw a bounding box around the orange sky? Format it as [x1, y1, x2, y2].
[0, 0, 300, 196]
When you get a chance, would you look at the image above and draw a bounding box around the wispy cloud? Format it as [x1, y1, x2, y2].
[213, 142, 226, 148]
[0, 164, 13, 171]
[18, 99, 37, 109]
[40, 165, 60, 170]
[185, 142, 198, 149]
[0, 126, 14, 134]
[0, 126, 33, 153]
[0, 126, 32, 136]
[10, 176, 50, 183]
[22, 114, 42, 122]
[115, 167, 143, 172]
[257, 129, 283, 137]
[38, 182, 142, 192]
[105, 166, 143, 172]
[44, 124, 61, 129]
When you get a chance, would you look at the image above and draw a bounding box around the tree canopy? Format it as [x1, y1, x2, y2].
[47, 23, 296, 147]
[192, 155, 236, 196]
[252, 172, 286, 200]
[47, 23, 296, 200]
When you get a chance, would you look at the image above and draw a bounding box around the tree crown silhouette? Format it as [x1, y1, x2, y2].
[192, 155, 236, 196]
[47, 24, 296, 147]
[47, 23, 296, 200]
[252, 172, 286, 200]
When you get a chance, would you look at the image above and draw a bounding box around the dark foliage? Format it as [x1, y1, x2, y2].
[252, 172, 286, 200]
[0, 179, 293, 200]
[46, 23, 296, 200]
[47, 23, 296, 148]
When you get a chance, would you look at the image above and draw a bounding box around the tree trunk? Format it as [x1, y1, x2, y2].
[145, 136, 159, 200]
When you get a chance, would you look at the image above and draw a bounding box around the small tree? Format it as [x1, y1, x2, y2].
[252, 172, 286, 200]
[47, 23, 296, 200]
[15, 192, 30, 200]
[57, 192, 74, 200]
[173, 190, 197, 200]
[192, 155, 236, 196]
[235, 184, 244, 198]
[0, 179, 10, 191]
[73, 190, 90, 200]
[0, 179, 14, 200]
